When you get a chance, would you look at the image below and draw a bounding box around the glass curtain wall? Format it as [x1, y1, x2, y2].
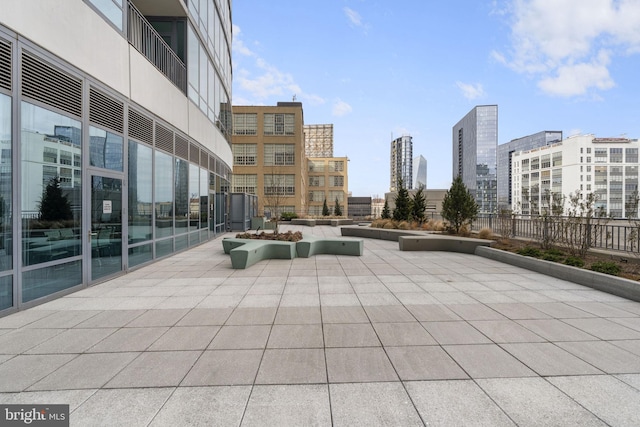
[0, 94, 12, 310]
[128, 140, 153, 267]
[21, 102, 83, 302]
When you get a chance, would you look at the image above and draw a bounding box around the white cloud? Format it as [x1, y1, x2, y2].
[344, 7, 363, 27]
[498, 0, 640, 97]
[456, 82, 486, 100]
[332, 99, 352, 117]
[232, 25, 324, 105]
[538, 51, 614, 97]
[232, 24, 254, 57]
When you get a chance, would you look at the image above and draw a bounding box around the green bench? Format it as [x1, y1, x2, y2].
[296, 235, 364, 258]
[223, 239, 297, 269]
[222, 238, 253, 254]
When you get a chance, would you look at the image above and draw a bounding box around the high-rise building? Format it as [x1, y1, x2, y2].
[452, 105, 498, 213]
[304, 124, 333, 157]
[0, 1, 233, 314]
[413, 155, 427, 189]
[511, 135, 639, 218]
[390, 135, 413, 191]
[497, 131, 563, 209]
[232, 103, 307, 217]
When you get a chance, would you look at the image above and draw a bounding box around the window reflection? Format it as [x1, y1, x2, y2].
[189, 163, 199, 229]
[199, 168, 208, 229]
[90, 126, 123, 171]
[0, 94, 11, 310]
[155, 151, 174, 238]
[21, 102, 82, 268]
[128, 141, 152, 244]
[175, 158, 189, 233]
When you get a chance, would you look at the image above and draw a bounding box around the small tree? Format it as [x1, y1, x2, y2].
[322, 199, 330, 216]
[393, 179, 411, 221]
[334, 198, 343, 217]
[39, 176, 73, 221]
[441, 175, 478, 234]
[381, 199, 391, 219]
[410, 185, 427, 224]
[562, 191, 610, 257]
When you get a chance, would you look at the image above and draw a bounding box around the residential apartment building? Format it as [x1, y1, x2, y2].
[497, 130, 563, 209]
[452, 105, 498, 213]
[304, 124, 333, 157]
[307, 157, 349, 216]
[511, 135, 639, 218]
[232, 103, 307, 217]
[0, 0, 233, 315]
[390, 135, 413, 191]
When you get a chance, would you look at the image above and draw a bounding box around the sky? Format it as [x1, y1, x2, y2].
[231, 0, 640, 196]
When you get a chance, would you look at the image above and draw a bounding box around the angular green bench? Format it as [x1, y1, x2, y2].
[222, 238, 253, 254]
[296, 235, 364, 258]
[227, 239, 297, 269]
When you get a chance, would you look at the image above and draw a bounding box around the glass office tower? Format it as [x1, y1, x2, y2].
[452, 105, 498, 213]
[413, 155, 427, 189]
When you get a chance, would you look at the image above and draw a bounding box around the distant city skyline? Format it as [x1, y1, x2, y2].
[233, 1, 640, 196]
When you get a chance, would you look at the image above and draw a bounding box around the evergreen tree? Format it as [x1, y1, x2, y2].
[39, 177, 73, 221]
[381, 199, 391, 219]
[441, 175, 478, 234]
[393, 179, 411, 221]
[334, 198, 343, 217]
[322, 199, 330, 216]
[411, 185, 427, 224]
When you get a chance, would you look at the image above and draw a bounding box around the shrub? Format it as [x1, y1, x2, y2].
[542, 252, 564, 262]
[545, 248, 565, 257]
[517, 246, 543, 258]
[477, 228, 493, 239]
[590, 261, 621, 276]
[397, 221, 410, 230]
[564, 256, 585, 267]
[280, 212, 298, 221]
[542, 248, 565, 262]
[382, 220, 396, 229]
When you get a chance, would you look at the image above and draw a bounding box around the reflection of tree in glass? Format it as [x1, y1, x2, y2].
[39, 177, 73, 221]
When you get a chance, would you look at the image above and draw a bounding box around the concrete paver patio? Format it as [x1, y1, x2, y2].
[1, 225, 640, 426]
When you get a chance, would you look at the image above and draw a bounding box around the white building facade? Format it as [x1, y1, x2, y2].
[511, 135, 639, 218]
[0, 0, 233, 315]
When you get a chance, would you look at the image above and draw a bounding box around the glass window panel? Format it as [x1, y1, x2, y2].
[0, 94, 12, 274]
[175, 158, 189, 233]
[155, 238, 173, 258]
[86, 0, 123, 30]
[200, 168, 208, 229]
[187, 25, 199, 103]
[155, 151, 174, 238]
[128, 243, 153, 267]
[128, 141, 152, 244]
[0, 275, 12, 311]
[90, 126, 123, 171]
[189, 163, 200, 229]
[21, 102, 82, 267]
[22, 260, 82, 303]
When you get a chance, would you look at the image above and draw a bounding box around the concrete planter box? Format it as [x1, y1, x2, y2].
[341, 225, 426, 241]
[475, 246, 640, 302]
[399, 235, 492, 254]
[291, 219, 316, 227]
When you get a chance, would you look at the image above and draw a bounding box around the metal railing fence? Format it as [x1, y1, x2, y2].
[127, 2, 187, 94]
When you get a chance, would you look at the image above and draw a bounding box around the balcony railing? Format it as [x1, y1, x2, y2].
[127, 2, 187, 94]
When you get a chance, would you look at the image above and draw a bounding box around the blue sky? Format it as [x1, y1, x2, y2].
[232, 0, 640, 196]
